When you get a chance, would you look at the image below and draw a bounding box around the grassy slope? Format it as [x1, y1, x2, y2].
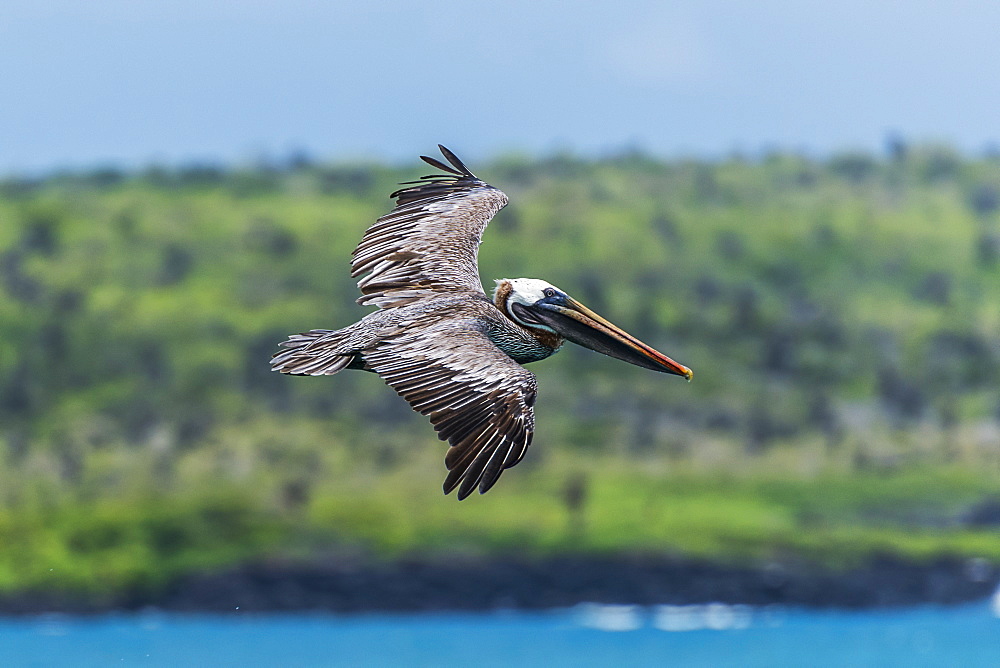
[3, 455, 999, 597]
[2, 148, 1000, 597]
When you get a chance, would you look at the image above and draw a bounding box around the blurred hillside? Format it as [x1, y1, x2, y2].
[3, 145, 1000, 598]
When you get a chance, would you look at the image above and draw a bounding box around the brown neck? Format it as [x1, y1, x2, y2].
[493, 280, 513, 313]
[494, 280, 563, 352]
[529, 326, 563, 352]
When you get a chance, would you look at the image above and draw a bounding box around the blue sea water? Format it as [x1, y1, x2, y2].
[2, 601, 999, 667]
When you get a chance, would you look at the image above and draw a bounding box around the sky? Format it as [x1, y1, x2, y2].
[3, 1, 999, 173]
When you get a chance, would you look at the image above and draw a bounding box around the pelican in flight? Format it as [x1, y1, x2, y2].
[272, 146, 692, 499]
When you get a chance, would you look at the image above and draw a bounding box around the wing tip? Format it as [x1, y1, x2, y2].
[437, 145, 475, 177]
[386, 144, 504, 208]
[419, 154, 463, 176]
[403, 145, 478, 187]
[443, 433, 530, 500]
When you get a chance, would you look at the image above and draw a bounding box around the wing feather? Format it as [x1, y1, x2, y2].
[351, 145, 509, 309]
[362, 318, 536, 499]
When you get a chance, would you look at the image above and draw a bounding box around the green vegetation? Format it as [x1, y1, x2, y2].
[2, 144, 1000, 598]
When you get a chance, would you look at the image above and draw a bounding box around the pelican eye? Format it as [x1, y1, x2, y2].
[543, 288, 556, 298]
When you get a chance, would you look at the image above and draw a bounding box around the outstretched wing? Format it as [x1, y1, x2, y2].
[351, 145, 509, 309]
[362, 317, 536, 500]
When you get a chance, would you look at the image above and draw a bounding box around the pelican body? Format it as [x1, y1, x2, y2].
[272, 146, 691, 499]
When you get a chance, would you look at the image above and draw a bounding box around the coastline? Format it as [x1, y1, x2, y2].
[2, 553, 996, 615]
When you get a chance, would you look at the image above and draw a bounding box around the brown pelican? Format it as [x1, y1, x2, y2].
[272, 146, 692, 499]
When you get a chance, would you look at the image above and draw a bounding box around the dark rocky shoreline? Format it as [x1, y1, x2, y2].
[2, 553, 997, 615]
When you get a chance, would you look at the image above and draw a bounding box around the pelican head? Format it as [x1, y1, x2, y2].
[496, 278, 693, 379]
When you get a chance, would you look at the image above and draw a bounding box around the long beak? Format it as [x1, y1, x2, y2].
[522, 296, 693, 380]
